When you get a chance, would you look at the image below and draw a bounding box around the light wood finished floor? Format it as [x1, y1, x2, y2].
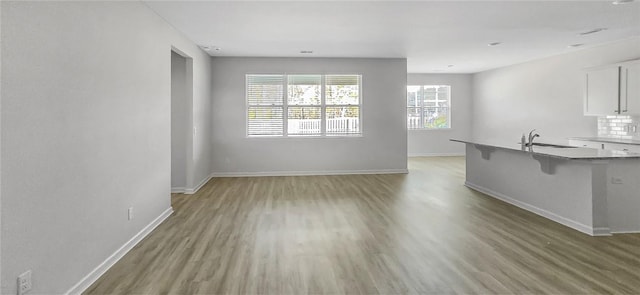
[86, 157, 640, 294]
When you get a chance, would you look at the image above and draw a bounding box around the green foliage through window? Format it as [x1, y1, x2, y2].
[407, 85, 451, 129]
[247, 74, 362, 136]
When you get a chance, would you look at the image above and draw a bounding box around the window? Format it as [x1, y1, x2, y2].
[247, 75, 284, 136]
[407, 85, 451, 129]
[247, 74, 361, 137]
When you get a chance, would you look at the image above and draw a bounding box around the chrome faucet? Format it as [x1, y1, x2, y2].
[527, 129, 540, 149]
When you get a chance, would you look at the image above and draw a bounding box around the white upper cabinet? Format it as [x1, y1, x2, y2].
[584, 59, 640, 116]
[584, 66, 620, 116]
[621, 60, 640, 115]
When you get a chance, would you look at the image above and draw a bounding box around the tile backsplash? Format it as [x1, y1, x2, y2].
[598, 115, 640, 139]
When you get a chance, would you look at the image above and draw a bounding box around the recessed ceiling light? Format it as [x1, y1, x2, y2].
[300, 50, 313, 54]
[214, 47, 221, 51]
[447, 65, 454, 68]
[488, 42, 502, 46]
[579, 28, 607, 35]
[568, 43, 584, 48]
[612, 0, 634, 4]
[200, 45, 211, 50]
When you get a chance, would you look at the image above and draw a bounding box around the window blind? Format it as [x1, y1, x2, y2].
[247, 74, 362, 137]
[247, 75, 284, 135]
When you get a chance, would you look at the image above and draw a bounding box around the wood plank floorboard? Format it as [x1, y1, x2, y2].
[85, 157, 640, 294]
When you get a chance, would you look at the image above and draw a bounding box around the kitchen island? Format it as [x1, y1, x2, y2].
[452, 138, 640, 236]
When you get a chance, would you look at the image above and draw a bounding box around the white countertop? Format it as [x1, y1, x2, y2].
[451, 138, 640, 160]
[568, 137, 640, 146]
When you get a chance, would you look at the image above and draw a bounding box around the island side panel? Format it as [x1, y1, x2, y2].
[606, 159, 640, 233]
[464, 144, 601, 235]
[590, 162, 610, 235]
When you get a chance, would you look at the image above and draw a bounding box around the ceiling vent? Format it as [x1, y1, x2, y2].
[579, 28, 607, 35]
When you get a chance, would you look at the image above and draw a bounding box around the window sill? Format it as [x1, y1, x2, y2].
[247, 134, 363, 139]
[408, 128, 453, 132]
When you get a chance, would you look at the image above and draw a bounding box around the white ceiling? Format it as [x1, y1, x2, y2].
[144, 0, 640, 73]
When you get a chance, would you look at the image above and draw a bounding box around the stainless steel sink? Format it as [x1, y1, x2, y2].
[530, 142, 577, 149]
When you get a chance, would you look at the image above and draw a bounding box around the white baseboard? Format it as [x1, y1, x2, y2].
[171, 175, 213, 195]
[184, 175, 213, 194]
[465, 181, 609, 236]
[408, 153, 465, 157]
[610, 229, 640, 234]
[210, 169, 409, 177]
[593, 227, 613, 236]
[171, 187, 186, 193]
[65, 207, 174, 295]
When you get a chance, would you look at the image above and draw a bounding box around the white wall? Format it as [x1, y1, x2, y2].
[407, 74, 473, 156]
[0, 1, 3, 287]
[1, 2, 211, 294]
[189, 50, 212, 192]
[210, 57, 408, 175]
[171, 51, 188, 189]
[472, 37, 640, 143]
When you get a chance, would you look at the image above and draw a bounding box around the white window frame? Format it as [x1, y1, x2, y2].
[246, 74, 286, 137]
[407, 85, 451, 130]
[286, 74, 323, 136]
[246, 74, 363, 137]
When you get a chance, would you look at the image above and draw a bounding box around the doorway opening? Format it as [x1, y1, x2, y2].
[171, 49, 193, 193]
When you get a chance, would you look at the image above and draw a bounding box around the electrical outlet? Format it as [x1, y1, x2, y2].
[128, 207, 134, 220]
[17, 270, 32, 295]
[611, 177, 624, 184]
